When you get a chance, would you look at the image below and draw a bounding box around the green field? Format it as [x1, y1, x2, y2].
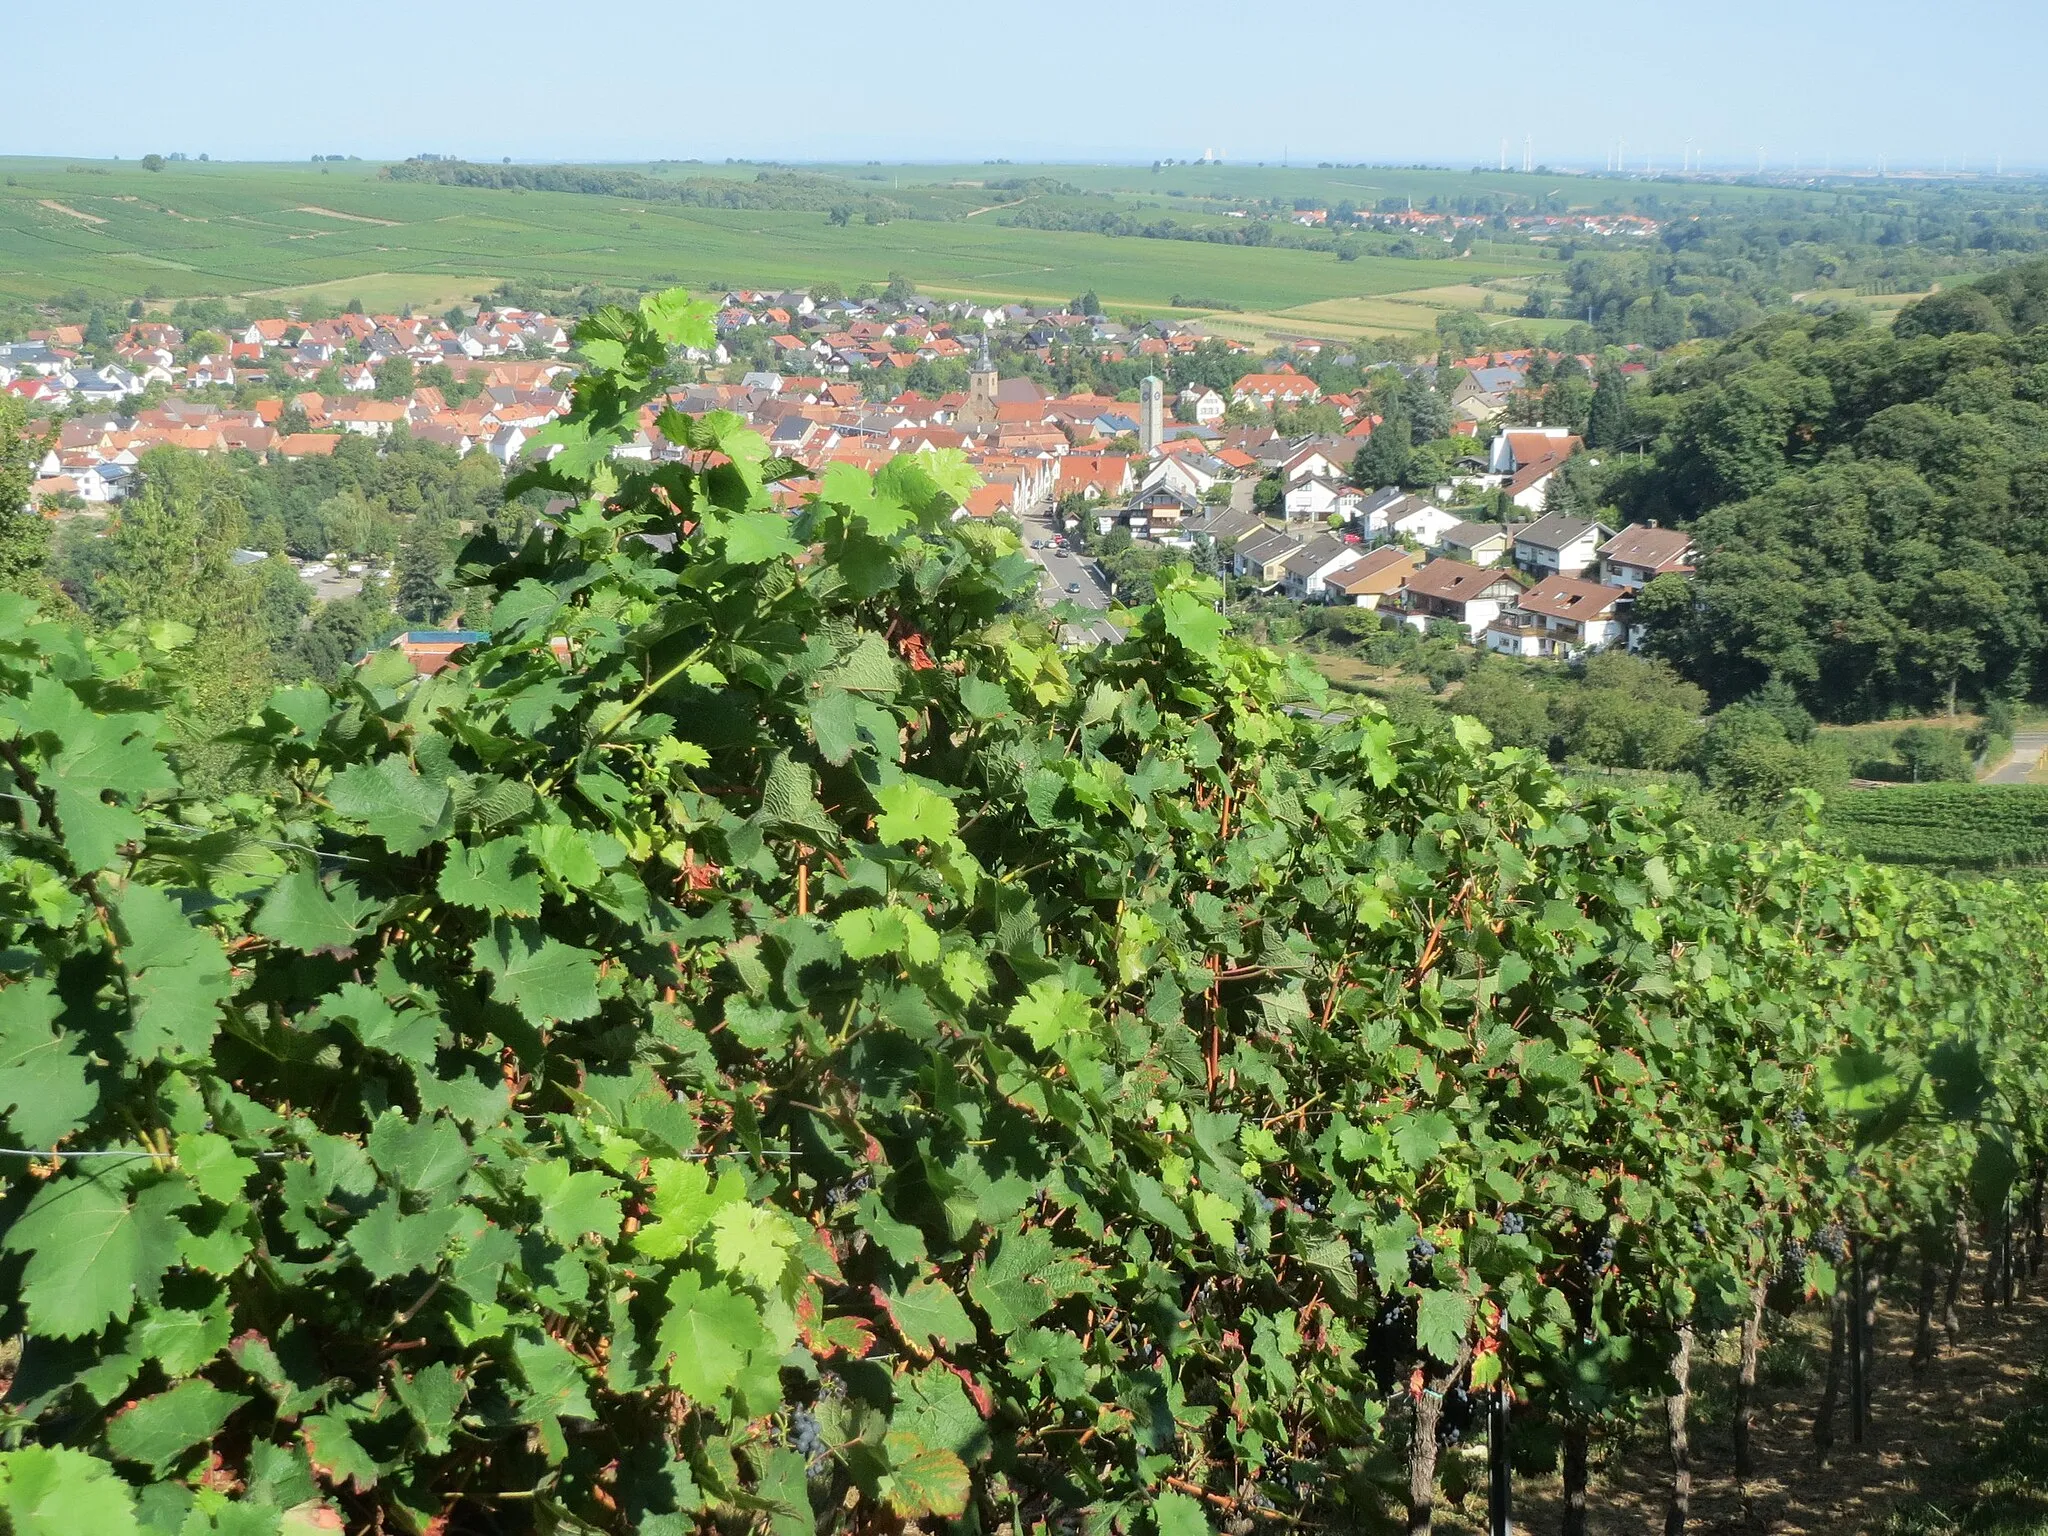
[1824, 783, 2048, 867]
[0, 156, 1561, 328]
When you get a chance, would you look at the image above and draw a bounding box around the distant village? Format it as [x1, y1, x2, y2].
[0, 282, 1679, 665]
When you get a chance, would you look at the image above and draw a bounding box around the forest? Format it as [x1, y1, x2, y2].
[1611, 257, 2048, 720]
[0, 289, 2044, 1536]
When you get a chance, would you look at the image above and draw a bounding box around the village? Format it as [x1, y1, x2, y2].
[0, 282, 1679, 666]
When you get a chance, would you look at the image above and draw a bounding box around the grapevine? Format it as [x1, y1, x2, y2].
[0, 290, 2042, 1536]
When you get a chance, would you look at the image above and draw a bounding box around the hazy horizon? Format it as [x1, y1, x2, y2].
[6, 0, 2042, 172]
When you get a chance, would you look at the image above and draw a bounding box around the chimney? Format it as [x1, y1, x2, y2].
[1648, 519, 1658, 528]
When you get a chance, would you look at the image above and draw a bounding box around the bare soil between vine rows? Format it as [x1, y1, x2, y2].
[1441, 1260, 2048, 1534]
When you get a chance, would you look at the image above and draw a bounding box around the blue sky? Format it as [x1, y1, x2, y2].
[10, 0, 2044, 169]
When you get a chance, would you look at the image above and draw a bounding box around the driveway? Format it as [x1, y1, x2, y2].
[1983, 730, 2048, 784]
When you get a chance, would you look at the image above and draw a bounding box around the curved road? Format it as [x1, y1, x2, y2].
[1984, 730, 2048, 784]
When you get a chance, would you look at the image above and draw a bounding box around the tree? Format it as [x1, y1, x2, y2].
[373, 356, 416, 401]
[1351, 414, 1411, 488]
[1452, 663, 1552, 749]
[395, 508, 454, 624]
[140, 153, 165, 172]
[0, 396, 52, 597]
[1586, 363, 1629, 449]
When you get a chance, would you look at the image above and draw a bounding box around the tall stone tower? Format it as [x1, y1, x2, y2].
[969, 336, 998, 405]
[1139, 374, 1164, 453]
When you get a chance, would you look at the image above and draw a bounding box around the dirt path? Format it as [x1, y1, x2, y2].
[294, 205, 399, 226]
[1439, 1262, 2047, 1534]
[37, 199, 104, 224]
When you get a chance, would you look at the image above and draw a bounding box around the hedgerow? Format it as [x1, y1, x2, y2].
[1, 289, 2044, 1536]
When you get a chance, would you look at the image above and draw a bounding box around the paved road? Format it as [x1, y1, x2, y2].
[1984, 729, 2048, 784]
[1014, 505, 1122, 646]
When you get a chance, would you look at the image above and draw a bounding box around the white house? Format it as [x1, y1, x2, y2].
[1397, 559, 1525, 639]
[1179, 386, 1226, 426]
[1283, 474, 1361, 523]
[1278, 534, 1367, 601]
[1484, 575, 1628, 658]
[1513, 513, 1612, 579]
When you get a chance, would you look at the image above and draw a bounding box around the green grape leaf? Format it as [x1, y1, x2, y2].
[392, 1362, 467, 1457]
[114, 883, 231, 1062]
[707, 1202, 799, 1290]
[326, 756, 454, 855]
[1156, 587, 1228, 657]
[881, 1431, 969, 1519]
[874, 778, 957, 846]
[656, 1272, 768, 1405]
[0, 976, 97, 1147]
[0, 1446, 140, 1536]
[524, 1161, 624, 1244]
[5, 1173, 193, 1337]
[105, 1379, 247, 1474]
[474, 919, 601, 1024]
[1151, 1488, 1213, 1536]
[1414, 1288, 1472, 1365]
[302, 1412, 381, 1493]
[434, 843, 544, 913]
[253, 867, 377, 954]
[346, 1196, 463, 1283]
[878, 1276, 975, 1359]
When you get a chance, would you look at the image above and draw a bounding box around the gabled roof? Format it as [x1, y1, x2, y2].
[1598, 523, 1695, 570]
[1402, 558, 1520, 604]
[1514, 575, 1626, 621]
[1516, 511, 1611, 549]
[1326, 545, 1418, 594]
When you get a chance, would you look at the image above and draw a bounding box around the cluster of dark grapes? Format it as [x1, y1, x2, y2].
[1692, 1216, 1708, 1238]
[820, 1171, 875, 1208]
[1581, 1230, 1616, 1276]
[1437, 1383, 1478, 1446]
[789, 1407, 826, 1464]
[1789, 1109, 1808, 1130]
[1816, 1224, 1848, 1264]
[1500, 1212, 1525, 1236]
[1776, 1237, 1808, 1287]
[1254, 1192, 1277, 1216]
[1409, 1236, 1438, 1279]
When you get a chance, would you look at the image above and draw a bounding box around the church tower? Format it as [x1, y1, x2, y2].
[969, 335, 997, 405]
[1139, 375, 1164, 453]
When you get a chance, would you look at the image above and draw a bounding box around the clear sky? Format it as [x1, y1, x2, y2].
[10, 0, 2043, 171]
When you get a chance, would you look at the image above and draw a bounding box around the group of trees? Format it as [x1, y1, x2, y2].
[2, 290, 2044, 1536]
[1615, 259, 2048, 719]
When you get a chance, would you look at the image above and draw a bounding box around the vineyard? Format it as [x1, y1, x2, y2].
[2, 290, 2047, 1536]
[1825, 783, 2048, 868]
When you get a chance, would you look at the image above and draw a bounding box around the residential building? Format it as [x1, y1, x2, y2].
[1397, 559, 1524, 638]
[1279, 534, 1366, 601]
[1283, 474, 1361, 523]
[1323, 546, 1417, 609]
[1513, 513, 1613, 579]
[1439, 520, 1523, 568]
[1234, 528, 1308, 589]
[1485, 576, 1628, 658]
[1598, 523, 1696, 589]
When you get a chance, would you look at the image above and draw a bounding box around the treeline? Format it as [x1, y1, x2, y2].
[1523, 184, 2048, 346]
[996, 203, 1465, 260]
[1611, 259, 2048, 720]
[383, 161, 930, 221]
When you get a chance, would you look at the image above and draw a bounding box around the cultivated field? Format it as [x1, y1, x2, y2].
[0, 156, 1558, 320]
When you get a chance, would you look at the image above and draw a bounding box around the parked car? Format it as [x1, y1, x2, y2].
[1065, 582, 1081, 593]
